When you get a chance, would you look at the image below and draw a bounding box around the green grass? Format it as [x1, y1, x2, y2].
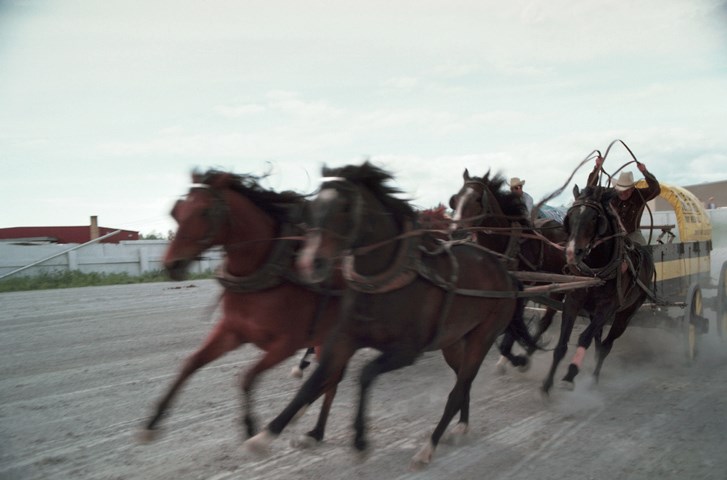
[0, 269, 215, 293]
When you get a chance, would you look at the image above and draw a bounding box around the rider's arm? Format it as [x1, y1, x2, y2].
[638, 163, 661, 201]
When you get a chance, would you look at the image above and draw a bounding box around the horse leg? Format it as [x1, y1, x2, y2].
[244, 335, 356, 455]
[293, 383, 339, 447]
[291, 346, 316, 379]
[354, 348, 419, 452]
[594, 305, 637, 382]
[542, 301, 579, 395]
[533, 301, 561, 349]
[412, 325, 496, 470]
[560, 316, 600, 389]
[496, 294, 537, 373]
[439, 341, 469, 444]
[494, 332, 518, 375]
[140, 324, 241, 442]
[240, 344, 299, 438]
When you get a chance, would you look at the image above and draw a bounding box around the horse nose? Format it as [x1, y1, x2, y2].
[565, 241, 579, 265]
[165, 259, 190, 281]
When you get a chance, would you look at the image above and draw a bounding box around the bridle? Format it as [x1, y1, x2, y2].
[565, 197, 625, 280]
[311, 177, 365, 251]
[175, 183, 230, 249]
[459, 180, 497, 220]
[565, 198, 608, 258]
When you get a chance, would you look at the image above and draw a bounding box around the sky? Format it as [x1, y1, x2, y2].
[1, 0, 726, 236]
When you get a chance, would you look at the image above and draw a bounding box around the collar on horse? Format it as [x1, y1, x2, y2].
[341, 221, 420, 293]
[195, 187, 340, 296]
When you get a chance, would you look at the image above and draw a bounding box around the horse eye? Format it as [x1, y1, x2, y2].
[449, 195, 457, 209]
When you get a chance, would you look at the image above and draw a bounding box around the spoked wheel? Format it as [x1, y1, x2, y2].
[717, 261, 727, 339]
[683, 283, 704, 363]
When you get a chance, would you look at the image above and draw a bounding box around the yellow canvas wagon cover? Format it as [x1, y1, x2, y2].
[637, 180, 712, 242]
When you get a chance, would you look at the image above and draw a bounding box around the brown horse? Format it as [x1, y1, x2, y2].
[139, 169, 342, 447]
[291, 205, 450, 379]
[542, 184, 655, 394]
[244, 162, 537, 469]
[449, 169, 568, 371]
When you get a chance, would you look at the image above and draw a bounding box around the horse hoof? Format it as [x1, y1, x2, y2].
[243, 430, 276, 457]
[410, 442, 434, 470]
[539, 386, 552, 403]
[517, 358, 531, 373]
[136, 428, 158, 444]
[442, 422, 468, 445]
[290, 366, 304, 379]
[353, 437, 368, 452]
[559, 380, 575, 391]
[290, 434, 318, 449]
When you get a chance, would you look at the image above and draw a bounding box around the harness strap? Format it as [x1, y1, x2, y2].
[342, 221, 419, 294]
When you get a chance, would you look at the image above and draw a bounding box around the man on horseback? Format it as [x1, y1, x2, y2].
[587, 157, 661, 245]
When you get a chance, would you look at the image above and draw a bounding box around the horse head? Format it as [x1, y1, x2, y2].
[165, 170, 302, 281]
[564, 185, 615, 266]
[164, 171, 234, 280]
[297, 161, 411, 284]
[449, 169, 490, 233]
[449, 169, 527, 248]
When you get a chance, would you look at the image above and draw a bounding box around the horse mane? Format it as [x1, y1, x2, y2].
[577, 185, 616, 206]
[476, 171, 529, 220]
[195, 169, 306, 223]
[322, 161, 416, 220]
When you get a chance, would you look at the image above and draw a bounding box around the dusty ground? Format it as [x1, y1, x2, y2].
[2, 255, 727, 480]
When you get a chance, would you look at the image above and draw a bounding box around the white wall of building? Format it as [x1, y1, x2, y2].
[0, 240, 223, 279]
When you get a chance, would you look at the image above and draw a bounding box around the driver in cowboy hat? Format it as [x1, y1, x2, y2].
[587, 157, 661, 245]
[509, 177, 534, 216]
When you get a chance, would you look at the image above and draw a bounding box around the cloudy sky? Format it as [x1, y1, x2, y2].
[1, 0, 726, 235]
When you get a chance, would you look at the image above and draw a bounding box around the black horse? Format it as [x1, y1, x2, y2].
[244, 162, 537, 469]
[542, 184, 655, 394]
[449, 169, 568, 372]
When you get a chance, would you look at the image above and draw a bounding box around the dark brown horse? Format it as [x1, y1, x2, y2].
[542, 184, 655, 394]
[139, 170, 342, 447]
[449, 169, 568, 372]
[244, 162, 537, 469]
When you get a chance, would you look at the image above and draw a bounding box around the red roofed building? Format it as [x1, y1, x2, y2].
[0, 217, 139, 244]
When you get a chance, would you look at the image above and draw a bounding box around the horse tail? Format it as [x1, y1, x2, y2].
[507, 280, 540, 355]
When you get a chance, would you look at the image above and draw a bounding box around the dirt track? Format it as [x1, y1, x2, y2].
[2, 272, 727, 480]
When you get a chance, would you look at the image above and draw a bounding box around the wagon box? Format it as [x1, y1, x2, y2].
[647, 239, 712, 301]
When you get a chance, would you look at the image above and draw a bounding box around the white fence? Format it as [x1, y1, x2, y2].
[1, 209, 725, 280]
[0, 240, 223, 279]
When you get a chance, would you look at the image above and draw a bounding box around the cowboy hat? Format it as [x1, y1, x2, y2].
[510, 177, 525, 188]
[614, 171, 635, 192]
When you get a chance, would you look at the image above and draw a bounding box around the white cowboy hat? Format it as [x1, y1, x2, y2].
[510, 177, 525, 187]
[614, 171, 635, 192]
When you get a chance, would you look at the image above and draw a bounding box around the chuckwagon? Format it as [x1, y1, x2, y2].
[633, 181, 727, 362]
[447, 165, 727, 390]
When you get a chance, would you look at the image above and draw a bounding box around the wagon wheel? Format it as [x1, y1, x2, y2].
[683, 283, 703, 363]
[717, 261, 727, 339]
